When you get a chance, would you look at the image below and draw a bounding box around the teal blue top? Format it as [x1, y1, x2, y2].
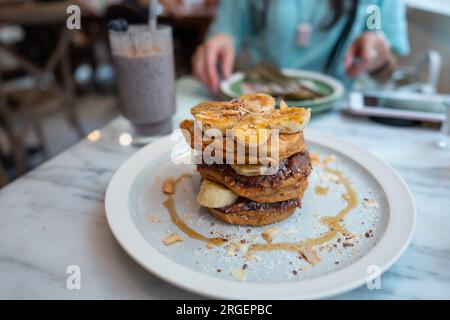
[208, 0, 409, 83]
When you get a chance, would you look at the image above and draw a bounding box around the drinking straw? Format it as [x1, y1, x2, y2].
[149, 0, 158, 31]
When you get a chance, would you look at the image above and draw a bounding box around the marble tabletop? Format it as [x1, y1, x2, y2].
[1, 77, 449, 299]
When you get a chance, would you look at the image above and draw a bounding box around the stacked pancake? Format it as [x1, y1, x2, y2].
[180, 94, 312, 226]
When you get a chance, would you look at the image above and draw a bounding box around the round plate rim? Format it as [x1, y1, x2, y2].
[105, 130, 416, 300]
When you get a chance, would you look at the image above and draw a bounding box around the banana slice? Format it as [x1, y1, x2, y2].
[196, 180, 238, 208]
[280, 100, 288, 111]
[232, 116, 271, 147]
[191, 101, 236, 116]
[194, 109, 241, 134]
[269, 107, 311, 134]
[230, 163, 279, 176]
[239, 93, 276, 112]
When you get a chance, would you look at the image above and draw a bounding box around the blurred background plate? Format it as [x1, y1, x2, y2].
[220, 69, 345, 114]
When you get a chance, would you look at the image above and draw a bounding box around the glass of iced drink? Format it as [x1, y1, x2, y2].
[109, 24, 176, 138]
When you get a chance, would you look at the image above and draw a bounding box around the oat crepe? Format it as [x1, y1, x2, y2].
[197, 151, 311, 203]
[209, 198, 301, 226]
[180, 119, 307, 164]
[180, 94, 312, 226]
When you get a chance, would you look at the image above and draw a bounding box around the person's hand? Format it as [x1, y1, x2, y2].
[344, 32, 395, 78]
[192, 33, 235, 92]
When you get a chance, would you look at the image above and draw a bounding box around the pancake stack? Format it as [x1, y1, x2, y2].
[180, 94, 312, 226]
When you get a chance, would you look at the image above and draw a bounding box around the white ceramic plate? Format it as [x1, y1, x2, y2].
[105, 129, 415, 299]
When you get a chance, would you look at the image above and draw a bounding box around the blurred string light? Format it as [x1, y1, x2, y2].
[0, 25, 25, 44]
[87, 130, 101, 142]
[119, 133, 133, 146]
[74, 63, 93, 85]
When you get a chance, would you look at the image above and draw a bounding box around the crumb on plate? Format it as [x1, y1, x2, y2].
[162, 178, 176, 195]
[231, 268, 247, 281]
[261, 227, 280, 243]
[323, 155, 336, 164]
[163, 233, 184, 245]
[300, 248, 321, 266]
[363, 198, 379, 209]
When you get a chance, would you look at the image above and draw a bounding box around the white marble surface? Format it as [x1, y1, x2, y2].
[0, 77, 449, 299]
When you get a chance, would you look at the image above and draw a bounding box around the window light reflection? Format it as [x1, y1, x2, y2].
[119, 133, 133, 146]
[87, 130, 101, 142]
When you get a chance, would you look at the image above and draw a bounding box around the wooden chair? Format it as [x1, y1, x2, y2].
[0, 1, 84, 178]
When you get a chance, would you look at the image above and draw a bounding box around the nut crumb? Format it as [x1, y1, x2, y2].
[240, 243, 249, 254]
[162, 178, 175, 195]
[261, 227, 280, 243]
[227, 243, 241, 256]
[231, 268, 247, 281]
[163, 233, 184, 245]
[363, 199, 379, 209]
[300, 248, 321, 266]
[343, 243, 353, 248]
[309, 152, 321, 165]
[147, 215, 156, 223]
[323, 155, 336, 164]
[319, 172, 339, 184]
[314, 185, 330, 195]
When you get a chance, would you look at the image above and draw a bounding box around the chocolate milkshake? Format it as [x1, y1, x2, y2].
[110, 25, 176, 136]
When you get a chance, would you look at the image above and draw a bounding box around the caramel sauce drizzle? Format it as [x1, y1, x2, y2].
[162, 165, 357, 256]
[163, 173, 227, 246]
[247, 167, 357, 255]
[314, 185, 329, 195]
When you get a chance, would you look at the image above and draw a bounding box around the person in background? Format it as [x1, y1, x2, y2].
[192, 0, 410, 92]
